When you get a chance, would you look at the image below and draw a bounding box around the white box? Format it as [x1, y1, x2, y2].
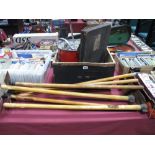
[13, 33, 58, 45]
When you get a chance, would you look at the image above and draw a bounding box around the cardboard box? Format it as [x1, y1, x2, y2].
[53, 49, 115, 83]
[116, 51, 155, 74]
[13, 33, 58, 45]
[130, 34, 153, 52]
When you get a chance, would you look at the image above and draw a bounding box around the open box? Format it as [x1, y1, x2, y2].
[53, 49, 115, 83]
[115, 51, 155, 74]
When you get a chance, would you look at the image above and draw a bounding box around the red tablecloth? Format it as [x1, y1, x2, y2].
[0, 67, 155, 135]
[0, 40, 155, 135]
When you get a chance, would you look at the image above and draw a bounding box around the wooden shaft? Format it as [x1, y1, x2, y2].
[10, 95, 101, 106]
[1, 84, 131, 101]
[78, 73, 136, 84]
[17, 92, 33, 97]
[17, 88, 53, 96]
[15, 74, 137, 88]
[15, 74, 137, 96]
[94, 79, 139, 85]
[3, 103, 142, 111]
[15, 81, 143, 90]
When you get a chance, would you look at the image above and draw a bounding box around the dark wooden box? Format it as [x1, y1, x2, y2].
[53, 49, 115, 83]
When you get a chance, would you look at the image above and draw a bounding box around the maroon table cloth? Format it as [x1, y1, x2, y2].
[0, 67, 155, 135]
[0, 41, 155, 135]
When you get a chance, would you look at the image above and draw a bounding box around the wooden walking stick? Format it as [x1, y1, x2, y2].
[15, 75, 138, 88]
[1, 102, 147, 112]
[16, 73, 137, 96]
[14, 82, 143, 90]
[93, 79, 139, 85]
[1, 84, 135, 102]
[79, 73, 137, 84]
[10, 95, 101, 106]
[0, 90, 147, 113]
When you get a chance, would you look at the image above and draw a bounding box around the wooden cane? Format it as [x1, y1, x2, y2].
[79, 73, 136, 84]
[3, 102, 143, 111]
[16, 73, 137, 96]
[10, 95, 101, 106]
[17, 92, 33, 97]
[93, 79, 139, 85]
[14, 82, 143, 90]
[15, 79, 140, 88]
[1, 84, 134, 102]
[15, 75, 138, 88]
[15, 79, 139, 97]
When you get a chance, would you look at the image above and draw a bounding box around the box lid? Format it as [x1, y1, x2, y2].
[79, 23, 111, 62]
